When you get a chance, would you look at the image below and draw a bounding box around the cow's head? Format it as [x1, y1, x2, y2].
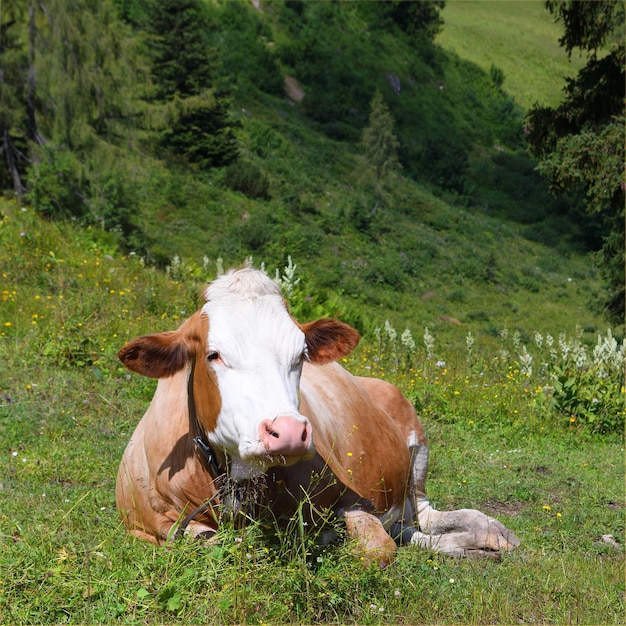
[118, 268, 359, 477]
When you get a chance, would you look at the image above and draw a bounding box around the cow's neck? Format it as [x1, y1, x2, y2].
[187, 359, 224, 478]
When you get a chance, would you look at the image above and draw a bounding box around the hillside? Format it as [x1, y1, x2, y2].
[436, 0, 586, 109]
[126, 0, 609, 348]
[0, 4, 624, 619]
[0, 0, 615, 348]
[0, 197, 623, 625]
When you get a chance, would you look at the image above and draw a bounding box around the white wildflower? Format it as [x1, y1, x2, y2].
[559, 332, 570, 360]
[519, 345, 533, 377]
[384, 320, 397, 343]
[401, 328, 415, 352]
[424, 327, 435, 360]
[574, 344, 588, 370]
[374, 326, 382, 345]
[275, 256, 300, 300]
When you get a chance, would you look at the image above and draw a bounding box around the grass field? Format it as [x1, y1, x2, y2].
[436, 0, 586, 110]
[0, 202, 623, 623]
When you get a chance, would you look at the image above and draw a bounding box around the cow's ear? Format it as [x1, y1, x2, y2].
[301, 319, 360, 364]
[118, 332, 190, 378]
[118, 311, 207, 378]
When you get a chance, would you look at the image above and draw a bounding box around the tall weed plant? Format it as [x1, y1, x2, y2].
[364, 319, 624, 436]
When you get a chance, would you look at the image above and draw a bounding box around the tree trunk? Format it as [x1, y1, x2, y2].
[27, 0, 44, 147]
[2, 123, 26, 197]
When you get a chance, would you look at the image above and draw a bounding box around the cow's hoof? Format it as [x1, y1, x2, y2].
[409, 526, 520, 559]
[344, 510, 397, 568]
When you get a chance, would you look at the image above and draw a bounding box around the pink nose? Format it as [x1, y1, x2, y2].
[259, 415, 312, 457]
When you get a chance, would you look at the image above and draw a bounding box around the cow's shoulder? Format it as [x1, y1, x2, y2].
[299, 362, 411, 511]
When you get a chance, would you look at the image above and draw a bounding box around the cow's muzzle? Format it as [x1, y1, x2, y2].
[259, 415, 312, 458]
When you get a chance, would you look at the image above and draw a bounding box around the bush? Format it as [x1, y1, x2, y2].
[225, 161, 270, 199]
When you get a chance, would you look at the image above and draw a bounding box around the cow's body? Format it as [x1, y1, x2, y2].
[117, 269, 519, 565]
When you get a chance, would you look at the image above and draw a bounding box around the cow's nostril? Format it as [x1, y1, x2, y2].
[270, 430, 279, 438]
[301, 428, 307, 442]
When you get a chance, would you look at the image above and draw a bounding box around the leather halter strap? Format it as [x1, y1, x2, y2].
[173, 359, 225, 540]
[187, 358, 223, 478]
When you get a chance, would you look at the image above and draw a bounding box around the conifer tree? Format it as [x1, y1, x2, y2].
[147, 0, 238, 169]
[360, 91, 401, 214]
[526, 0, 625, 323]
[25, 0, 151, 254]
[0, 1, 28, 196]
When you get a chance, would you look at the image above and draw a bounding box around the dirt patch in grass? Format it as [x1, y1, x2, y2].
[482, 499, 527, 517]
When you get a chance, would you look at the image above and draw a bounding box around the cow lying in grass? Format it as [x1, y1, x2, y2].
[117, 268, 519, 566]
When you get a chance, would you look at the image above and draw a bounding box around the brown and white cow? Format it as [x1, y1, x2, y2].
[116, 268, 519, 566]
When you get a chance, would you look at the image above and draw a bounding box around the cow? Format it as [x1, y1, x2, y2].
[116, 268, 519, 566]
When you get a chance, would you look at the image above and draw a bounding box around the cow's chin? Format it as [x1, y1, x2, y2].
[230, 448, 315, 480]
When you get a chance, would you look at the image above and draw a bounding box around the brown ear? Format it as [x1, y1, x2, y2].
[301, 319, 360, 364]
[118, 311, 207, 378]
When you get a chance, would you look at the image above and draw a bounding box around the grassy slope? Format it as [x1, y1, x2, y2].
[0, 199, 623, 623]
[135, 0, 612, 356]
[436, 0, 586, 109]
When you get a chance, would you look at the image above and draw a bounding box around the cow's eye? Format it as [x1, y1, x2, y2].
[207, 351, 220, 362]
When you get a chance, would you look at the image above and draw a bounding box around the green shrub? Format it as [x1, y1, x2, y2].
[225, 161, 270, 199]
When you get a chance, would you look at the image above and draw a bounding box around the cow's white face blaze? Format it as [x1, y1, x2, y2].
[201, 271, 312, 474]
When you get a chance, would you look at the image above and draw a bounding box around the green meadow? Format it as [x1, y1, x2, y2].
[436, 0, 586, 109]
[0, 201, 623, 623]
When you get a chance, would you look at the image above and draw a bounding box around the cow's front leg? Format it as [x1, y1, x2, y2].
[414, 499, 520, 557]
[343, 510, 398, 567]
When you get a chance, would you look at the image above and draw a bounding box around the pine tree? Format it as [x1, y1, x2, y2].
[526, 0, 625, 323]
[25, 0, 151, 255]
[360, 91, 401, 214]
[0, 1, 28, 196]
[147, 0, 238, 169]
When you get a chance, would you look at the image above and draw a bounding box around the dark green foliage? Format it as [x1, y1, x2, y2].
[545, 0, 624, 55]
[147, 0, 238, 169]
[216, 0, 284, 97]
[225, 160, 270, 200]
[526, 0, 625, 323]
[277, 2, 375, 128]
[160, 101, 238, 170]
[0, 3, 28, 196]
[356, 1, 445, 40]
[489, 64, 505, 88]
[148, 0, 217, 99]
[27, 146, 86, 219]
[361, 91, 401, 187]
[236, 209, 278, 252]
